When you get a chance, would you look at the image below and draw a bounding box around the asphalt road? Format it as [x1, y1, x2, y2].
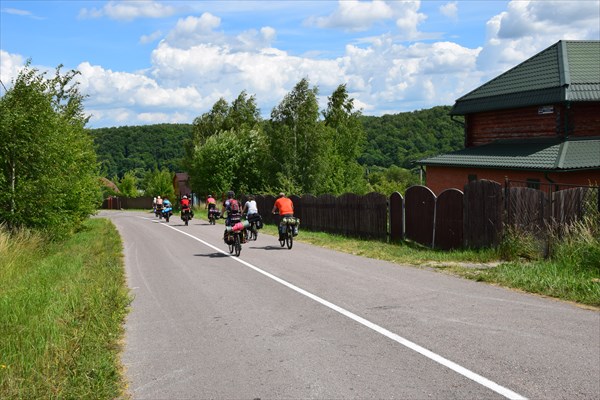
[100, 210, 600, 400]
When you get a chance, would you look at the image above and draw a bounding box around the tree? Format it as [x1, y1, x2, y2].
[267, 78, 326, 194]
[322, 84, 368, 194]
[116, 171, 139, 197]
[142, 169, 174, 200]
[187, 91, 266, 197]
[0, 62, 101, 236]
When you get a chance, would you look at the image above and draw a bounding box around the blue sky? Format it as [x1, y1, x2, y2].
[1, 0, 599, 128]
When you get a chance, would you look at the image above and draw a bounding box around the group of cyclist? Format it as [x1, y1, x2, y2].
[219, 190, 298, 241]
[154, 191, 298, 241]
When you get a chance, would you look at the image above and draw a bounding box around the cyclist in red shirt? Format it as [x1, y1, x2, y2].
[272, 192, 297, 239]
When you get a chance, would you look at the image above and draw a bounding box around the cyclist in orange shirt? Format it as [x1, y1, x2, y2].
[272, 192, 296, 239]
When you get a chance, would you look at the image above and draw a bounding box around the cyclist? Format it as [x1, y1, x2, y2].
[222, 191, 241, 227]
[180, 195, 192, 220]
[272, 192, 296, 239]
[242, 195, 259, 217]
[206, 194, 216, 211]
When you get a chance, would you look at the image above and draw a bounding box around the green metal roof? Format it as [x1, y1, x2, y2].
[451, 40, 600, 115]
[416, 137, 600, 171]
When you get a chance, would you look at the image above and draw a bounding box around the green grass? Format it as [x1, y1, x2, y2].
[0, 219, 131, 399]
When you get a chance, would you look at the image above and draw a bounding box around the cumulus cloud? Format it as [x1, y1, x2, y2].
[79, 0, 176, 21]
[75, 61, 203, 126]
[0, 50, 24, 87]
[439, 2, 458, 20]
[387, 1, 427, 40]
[306, 0, 393, 32]
[164, 13, 277, 52]
[477, 0, 600, 76]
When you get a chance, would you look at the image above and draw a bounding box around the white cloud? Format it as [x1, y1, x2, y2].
[1, 7, 44, 20]
[3, 0, 597, 128]
[79, 0, 176, 21]
[75, 61, 203, 127]
[306, 0, 393, 32]
[439, 2, 458, 20]
[390, 1, 428, 40]
[0, 50, 25, 91]
[140, 30, 163, 45]
[477, 0, 600, 77]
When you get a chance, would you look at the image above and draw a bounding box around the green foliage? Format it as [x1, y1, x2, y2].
[267, 78, 328, 194]
[143, 168, 175, 200]
[186, 92, 266, 197]
[497, 226, 544, 261]
[0, 219, 130, 398]
[89, 123, 192, 178]
[189, 127, 269, 197]
[549, 213, 600, 271]
[116, 171, 139, 197]
[360, 106, 464, 169]
[321, 84, 369, 194]
[366, 165, 420, 196]
[0, 62, 101, 237]
[92, 85, 463, 199]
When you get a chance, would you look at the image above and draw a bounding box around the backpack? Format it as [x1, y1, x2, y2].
[229, 199, 240, 213]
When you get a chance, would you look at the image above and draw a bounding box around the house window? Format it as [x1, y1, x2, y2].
[526, 178, 540, 190]
[468, 174, 477, 182]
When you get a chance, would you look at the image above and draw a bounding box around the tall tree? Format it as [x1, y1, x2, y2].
[322, 84, 368, 194]
[267, 78, 325, 194]
[0, 63, 101, 236]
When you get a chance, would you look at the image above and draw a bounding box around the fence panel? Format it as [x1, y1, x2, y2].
[337, 193, 357, 235]
[362, 192, 387, 240]
[405, 186, 435, 247]
[256, 195, 276, 225]
[389, 192, 404, 242]
[123, 196, 153, 210]
[299, 194, 317, 230]
[290, 195, 302, 221]
[507, 187, 547, 232]
[464, 180, 503, 248]
[101, 197, 121, 209]
[435, 189, 463, 250]
[552, 187, 589, 225]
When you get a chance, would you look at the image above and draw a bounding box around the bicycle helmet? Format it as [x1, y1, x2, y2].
[182, 195, 187, 199]
[227, 191, 235, 199]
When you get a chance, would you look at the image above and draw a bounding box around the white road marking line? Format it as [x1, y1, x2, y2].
[145, 217, 527, 400]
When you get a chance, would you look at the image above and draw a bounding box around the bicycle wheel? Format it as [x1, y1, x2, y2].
[286, 227, 293, 249]
[228, 239, 234, 253]
[234, 234, 242, 257]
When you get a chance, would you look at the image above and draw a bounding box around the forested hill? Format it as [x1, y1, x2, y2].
[89, 124, 193, 178]
[359, 105, 464, 169]
[89, 106, 464, 178]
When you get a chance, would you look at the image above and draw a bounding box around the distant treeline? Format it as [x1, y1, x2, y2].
[89, 105, 463, 179]
[89, 123, 193, 178]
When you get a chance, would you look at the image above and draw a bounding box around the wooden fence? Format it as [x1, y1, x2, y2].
[244, 193, 388, 240]
[104, 180, 597, 250]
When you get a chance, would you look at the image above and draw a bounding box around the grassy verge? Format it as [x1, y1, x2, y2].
[0, 219, 130, 399]
[195, 208, 599, 307]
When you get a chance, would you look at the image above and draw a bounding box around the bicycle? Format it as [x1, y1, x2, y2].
[275, 214, 297, 249]
[224, 217, 247, 257]
[226, 230, 243, 256]
[244, 213, 261, 241]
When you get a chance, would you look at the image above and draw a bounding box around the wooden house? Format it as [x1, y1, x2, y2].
[417, 40, 600, 195]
